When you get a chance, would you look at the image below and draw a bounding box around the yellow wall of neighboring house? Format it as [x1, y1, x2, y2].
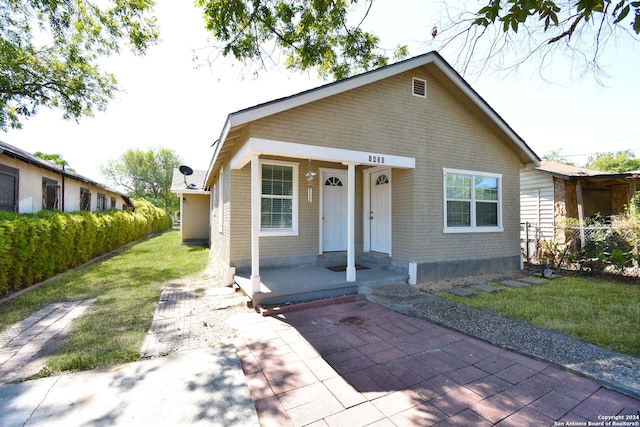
[181, 193, 209, 244]
[0, 155, 129, 213]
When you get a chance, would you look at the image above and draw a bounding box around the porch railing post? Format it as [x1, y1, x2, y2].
[345, 162, 357, 282]
[250, 154, 261, 294]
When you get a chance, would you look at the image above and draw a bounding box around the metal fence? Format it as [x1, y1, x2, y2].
[520, 222, 622, 264]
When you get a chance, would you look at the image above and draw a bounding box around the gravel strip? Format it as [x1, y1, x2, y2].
[365, 283, 640, 400]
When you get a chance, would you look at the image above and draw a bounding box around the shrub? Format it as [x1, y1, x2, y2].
[0, 200, 171, 296]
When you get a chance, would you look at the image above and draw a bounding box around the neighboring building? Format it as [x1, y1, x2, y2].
[170, 167, 210, 244]
[0, 141, 133, 213]
[521, 160, 640, 231]
[178, 52, 540, 302]
[520, 160, 640, 260]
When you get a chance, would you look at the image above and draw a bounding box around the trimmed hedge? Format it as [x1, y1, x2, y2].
[0, 199, 172, 296]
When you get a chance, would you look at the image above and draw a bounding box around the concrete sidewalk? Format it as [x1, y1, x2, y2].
[0, 346, 258, 427]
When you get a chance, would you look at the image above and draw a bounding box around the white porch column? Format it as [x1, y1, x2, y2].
[250, 154, 261, 294]
[346, 162, 357, 282]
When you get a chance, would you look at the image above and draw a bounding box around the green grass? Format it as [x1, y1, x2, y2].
[0, 230, 210, 373]
[437, 275, 640, 357]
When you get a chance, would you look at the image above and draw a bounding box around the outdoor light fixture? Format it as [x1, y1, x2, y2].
[305, 159, 316, 203]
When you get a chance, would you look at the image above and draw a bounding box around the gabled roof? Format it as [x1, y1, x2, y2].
[170, 167, 208, 194]
[205, 51, 541, 185]
[0, 140, 134, 206]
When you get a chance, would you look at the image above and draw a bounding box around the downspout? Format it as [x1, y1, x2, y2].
[61, 165, 65, 211]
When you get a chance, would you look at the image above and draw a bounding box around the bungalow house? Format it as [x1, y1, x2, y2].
[170, 167, 210, 245]
[177, 52, 541, 304]
[520, 160, 640, 260]
[0, 140, 133, 213]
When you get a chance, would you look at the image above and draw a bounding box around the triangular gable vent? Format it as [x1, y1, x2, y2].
[412, 77, 427, 98]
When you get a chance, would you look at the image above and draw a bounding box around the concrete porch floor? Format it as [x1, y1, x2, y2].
[235, 266, 409, 306]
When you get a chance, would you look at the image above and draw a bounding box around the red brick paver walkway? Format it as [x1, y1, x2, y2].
[232, 298, 640, 426]
[0, 299, 96, 385]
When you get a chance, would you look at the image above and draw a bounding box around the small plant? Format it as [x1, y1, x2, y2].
[540, 239, 563, 268]
[575, 228, 634, 274]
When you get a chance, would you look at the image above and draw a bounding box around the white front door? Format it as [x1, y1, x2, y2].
[370, 170, 391, 253]
[322, 171, 348, 252]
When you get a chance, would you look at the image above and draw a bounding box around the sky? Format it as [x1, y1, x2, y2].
[2, 1, 639, 182]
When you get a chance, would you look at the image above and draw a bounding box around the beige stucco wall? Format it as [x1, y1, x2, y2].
[1, 155, 129, 213]
[181, 193, 210, 243]
[222, 67, 524, 272]
[210, 164, 232, 268]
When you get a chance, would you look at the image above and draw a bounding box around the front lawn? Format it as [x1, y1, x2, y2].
[438, 275, 640, 358]
[0, 230, 210, 374]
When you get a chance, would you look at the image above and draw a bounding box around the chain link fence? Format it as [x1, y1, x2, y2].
[520, 222, 634, 265]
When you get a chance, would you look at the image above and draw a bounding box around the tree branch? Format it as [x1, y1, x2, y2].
[547, 11, 586, 43]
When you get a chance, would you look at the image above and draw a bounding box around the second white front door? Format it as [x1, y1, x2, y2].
[322, 171, 348, 252]
[370, 170, 391, 254]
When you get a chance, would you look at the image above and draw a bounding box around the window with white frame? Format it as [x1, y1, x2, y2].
[443, 168, 502, 232]
[260, 160, 298, 235]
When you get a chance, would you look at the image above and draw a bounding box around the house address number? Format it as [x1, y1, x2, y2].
[368, 155, 385, 164]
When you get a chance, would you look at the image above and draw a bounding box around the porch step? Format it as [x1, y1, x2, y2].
[317, 252, 347, 268]
[234, 267, 408, 307]
[356, 252, 392, 270]
[254, 285, 359, 306]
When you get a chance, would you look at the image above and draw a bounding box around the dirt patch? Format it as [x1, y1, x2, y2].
[167, 269, 254, 347]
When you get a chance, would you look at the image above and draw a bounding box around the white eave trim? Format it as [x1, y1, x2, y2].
[172, 189, 211, 196]
[229, 55, 440, 128]
[231, 138, 416, 170]
[205, 117, 232, 185]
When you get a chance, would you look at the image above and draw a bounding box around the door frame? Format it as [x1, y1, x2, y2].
[363, 167, 392, 255]
[318, 167, 348, 254]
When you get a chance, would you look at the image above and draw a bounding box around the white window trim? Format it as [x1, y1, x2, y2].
[443, 168, 503, 233]
[259, 159, 299, 237]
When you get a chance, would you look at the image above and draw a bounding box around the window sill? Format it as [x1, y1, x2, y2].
[260, 229, 298, 237]
[443, 226, 504, 234]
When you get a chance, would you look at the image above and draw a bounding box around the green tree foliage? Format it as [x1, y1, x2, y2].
[444, 0, 640, 76]
[0, 0, 159, 130]
[196, 0, 400, 79]
[543, 149, 573, 164]
[585, 150, 640, 172]
[101, 148, 181, 213]
[194, 1, 639, 79]
[473, 0, 640, 38]
[33, 152, 75, 172]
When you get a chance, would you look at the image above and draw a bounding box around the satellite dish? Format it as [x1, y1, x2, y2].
[179, 165, 193, 176]
[179, 165, 194, 186]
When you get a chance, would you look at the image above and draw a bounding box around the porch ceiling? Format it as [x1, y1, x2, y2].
[231, 137, 416, 170]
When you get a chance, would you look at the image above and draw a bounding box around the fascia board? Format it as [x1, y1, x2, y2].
[231, 138, 415, 170]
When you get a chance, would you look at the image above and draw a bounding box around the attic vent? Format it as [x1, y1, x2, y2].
[412, 77, 427, 98]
